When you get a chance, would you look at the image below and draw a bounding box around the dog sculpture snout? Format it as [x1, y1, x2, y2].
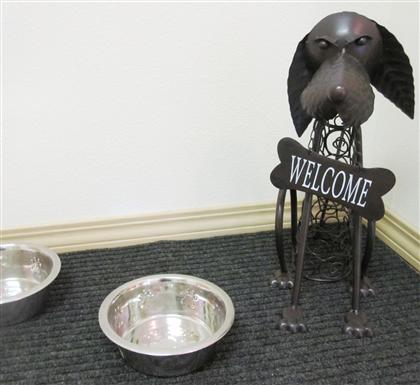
[288, 11, 414, 136]
[300, 51, 375, 128]
[328, 85, 346, 104]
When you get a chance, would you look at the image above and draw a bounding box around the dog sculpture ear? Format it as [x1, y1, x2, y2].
[287, 35, 314, 137]
[371, 22, 415, 119]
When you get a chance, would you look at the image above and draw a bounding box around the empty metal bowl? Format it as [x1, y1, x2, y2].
[0, 243, 61, 326]
[99, 274, 235, 377]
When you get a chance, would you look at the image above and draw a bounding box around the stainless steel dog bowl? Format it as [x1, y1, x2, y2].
[0, 243, 61, 326]
[99, 274, 235, 377]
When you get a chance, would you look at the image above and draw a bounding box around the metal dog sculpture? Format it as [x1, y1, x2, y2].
[272, 12, 414, 337]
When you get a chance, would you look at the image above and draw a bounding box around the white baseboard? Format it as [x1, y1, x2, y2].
[1, 203, 280, 252]
[2, 203, 418, 271]
[375, 211, 420, 271]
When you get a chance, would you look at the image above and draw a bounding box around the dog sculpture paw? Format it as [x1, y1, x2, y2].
[360, 276, 375, 298]
[349, 276, 375, 298]
[280, 306, 307, 333]
[344, 310, 373, 338]
[271, 271, 293, 289]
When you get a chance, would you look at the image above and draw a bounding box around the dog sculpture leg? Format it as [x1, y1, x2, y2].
[344, 213, 373, 337]
[359, 220, 376, 297]
[271, 189, 294, 289]
[290, 189, 298, 255]
[351, 125, 375, 298]
[280, 192, 313, 332]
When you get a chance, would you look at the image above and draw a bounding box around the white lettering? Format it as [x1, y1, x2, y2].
[302, 161, 316, 188]
[342, 175, 363, 203]
[321, 167, 335, 195]
[332, 171, 346, 198]
[310, 163, 322, 192]
[290, 156, 308, 184]
[356, 179, 373, 207]
[289, 156, 373, 210]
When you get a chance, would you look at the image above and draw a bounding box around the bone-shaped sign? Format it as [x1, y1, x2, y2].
[270, 138, 395, 221]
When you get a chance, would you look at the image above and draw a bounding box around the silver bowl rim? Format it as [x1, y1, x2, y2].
[98, 273, 235, 357]
[0, 243, 61, 305]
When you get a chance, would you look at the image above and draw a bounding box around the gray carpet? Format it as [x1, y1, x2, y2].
[1, 231, 419, 385]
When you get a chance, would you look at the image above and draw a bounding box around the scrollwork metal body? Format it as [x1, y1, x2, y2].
[303, 118, 359, 282]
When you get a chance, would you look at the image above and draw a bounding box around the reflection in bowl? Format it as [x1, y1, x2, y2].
[0, 243, 61, 326]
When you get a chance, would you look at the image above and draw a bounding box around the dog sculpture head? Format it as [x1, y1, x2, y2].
[288, 12, 415, 136]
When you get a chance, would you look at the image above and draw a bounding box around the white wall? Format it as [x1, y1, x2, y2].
[2, 1, 419, 231]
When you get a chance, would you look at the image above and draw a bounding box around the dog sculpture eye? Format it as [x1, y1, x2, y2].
[317, 39, 330, 49]
[355, 36, 370, 46]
